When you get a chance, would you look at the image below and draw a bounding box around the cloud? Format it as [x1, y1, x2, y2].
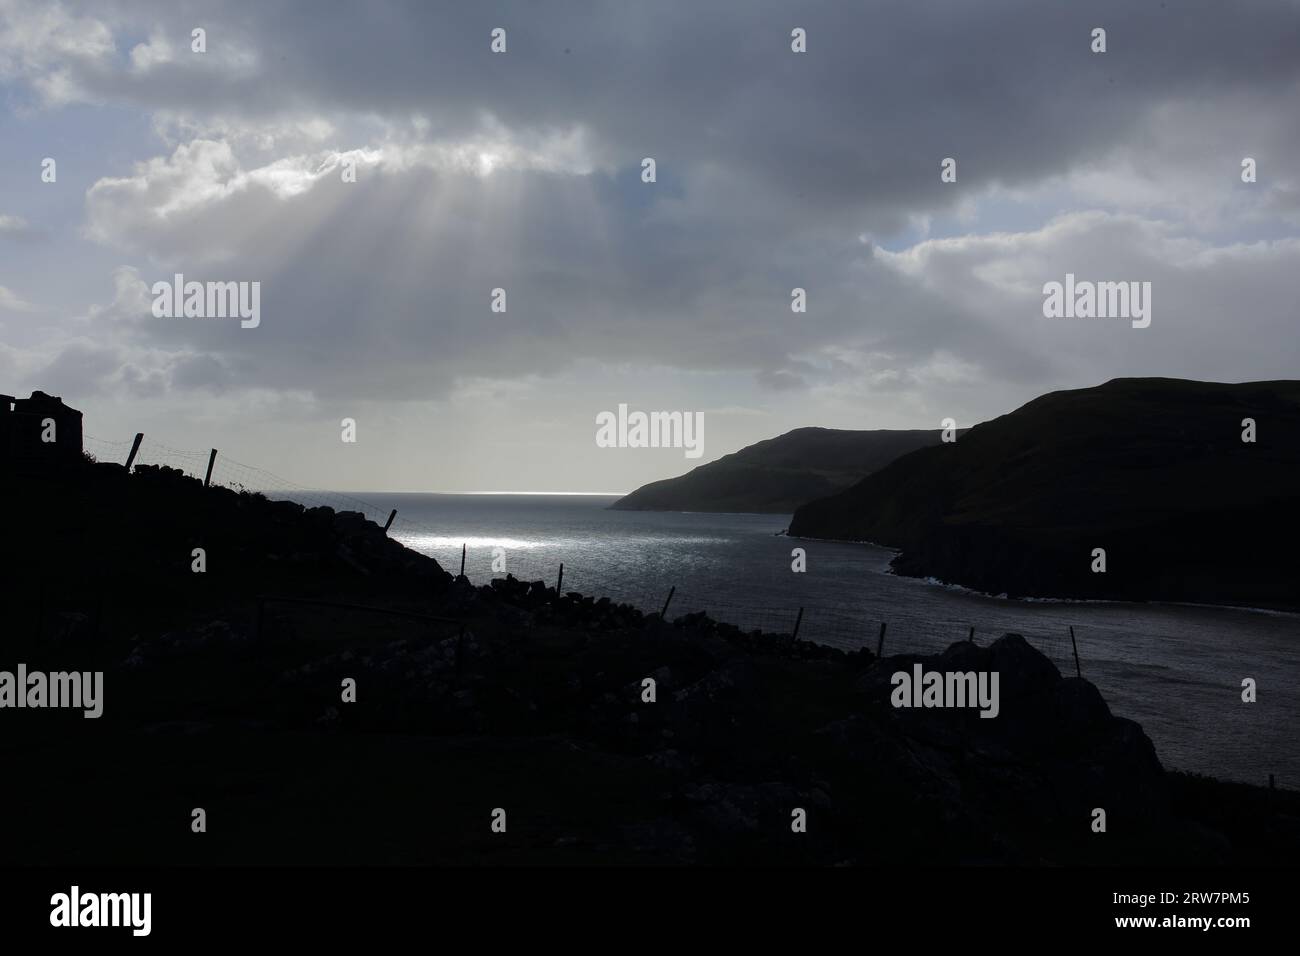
[7, 267, 236, 401]
[82, 265, 154, 324]
[74, 136, 1300, 417]
[0, 213, 30, 235]
[0, 284, 39, 313]
[0, 1, 114, 105]
[27, 336, 234, 400]
[4, 1, 1294, 220]
[128, 30, 173, 73]
[854, 212, 1300, 388]
[3, 0, 1300, 489]
[54, 0, 1297, 404]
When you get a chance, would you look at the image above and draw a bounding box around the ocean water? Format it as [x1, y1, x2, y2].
[295, 492, 1300, 788]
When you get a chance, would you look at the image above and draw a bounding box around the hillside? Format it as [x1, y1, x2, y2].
[3, 456, 1297, 864]
[788, 378, 1300, 607]
[611, 426, 950, 513]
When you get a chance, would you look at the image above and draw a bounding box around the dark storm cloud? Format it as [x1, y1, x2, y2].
[46, 0, 1300, 225]
[8, 0, 1300, 406]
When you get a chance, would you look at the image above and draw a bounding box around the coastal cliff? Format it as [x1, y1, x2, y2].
[612, 426, 949, 514]
[789, 378, 1300, 608]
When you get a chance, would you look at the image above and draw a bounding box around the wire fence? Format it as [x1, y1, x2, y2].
[82, 432, 1084, 672]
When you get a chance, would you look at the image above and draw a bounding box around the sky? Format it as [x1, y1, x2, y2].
[1, 0, 1298, 493]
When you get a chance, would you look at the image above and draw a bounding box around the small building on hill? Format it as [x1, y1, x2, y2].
[0, 390, 84, 472]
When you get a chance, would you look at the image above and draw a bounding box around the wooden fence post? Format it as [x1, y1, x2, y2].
[876, 621, 887, 657]
[204, 449, 218, 487]
[660, 586, 676, 622]
[460, 543, 466, 577]
[382, 509, 397, 533]
[556, 563, 564, 595]
[792, 607, 804, 640]
[124, 432, 143, 471]
[1069, 625, 1082, 678]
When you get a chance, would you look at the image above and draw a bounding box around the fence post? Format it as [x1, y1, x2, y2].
[792, 606, 804, 640]
[124, 432, 144, 471]
[556, 563, 564, 596]
[660, 586, 676, 622]
[1069, 625, 1082, 678]
[204, 449, 218, 487]
[876, 621, 887, 657]
[460, 543, 466, 578]
[382, 509, 397, 534]
[968, 625, 975, 644]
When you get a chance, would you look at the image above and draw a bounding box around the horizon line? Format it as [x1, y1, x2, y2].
[461, 490, 628, 496]
[368, 490, 630, 497]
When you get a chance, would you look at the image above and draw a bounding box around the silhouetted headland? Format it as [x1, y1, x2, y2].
[790, 378, 1300, 610]
[611, 426, 955, 514]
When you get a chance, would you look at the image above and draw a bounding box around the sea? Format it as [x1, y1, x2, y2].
[288, 491, 1300, 789]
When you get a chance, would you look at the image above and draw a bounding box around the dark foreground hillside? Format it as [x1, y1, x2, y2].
[790, 378, 1300, 608]
[1, 459, 1296, 864]
[611, 426, 950, 513]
